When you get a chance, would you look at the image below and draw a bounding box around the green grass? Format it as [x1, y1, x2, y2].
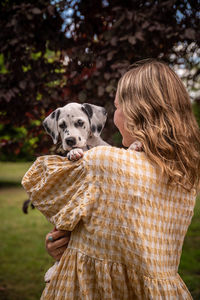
[179, 195, 200, 299]
[0, 162, 200, 299]
[0, 161, 32, 186]
[0, 162, 53, 300]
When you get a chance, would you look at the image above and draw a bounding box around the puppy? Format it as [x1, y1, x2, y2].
[43, 102, 109, 160]
[22, 102, 108, 214]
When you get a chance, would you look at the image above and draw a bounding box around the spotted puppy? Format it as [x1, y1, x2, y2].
[22, 102, 108, 213]
[43, 102, 109, 160]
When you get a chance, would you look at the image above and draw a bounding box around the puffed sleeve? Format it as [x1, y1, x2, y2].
[22, 155, 91, 231]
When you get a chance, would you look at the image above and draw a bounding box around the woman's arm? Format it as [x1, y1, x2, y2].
[45, 228, 71, 260]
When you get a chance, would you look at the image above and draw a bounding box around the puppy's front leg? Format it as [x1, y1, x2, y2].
[67, 148, 84, 161]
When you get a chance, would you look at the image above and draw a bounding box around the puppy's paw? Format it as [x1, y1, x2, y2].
[67, 148, 84, 161]
[44, 262, 58, 283]
[131, 141, 143, 152]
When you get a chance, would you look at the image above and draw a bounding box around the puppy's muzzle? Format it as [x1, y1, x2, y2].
[65, 137, 76, 147]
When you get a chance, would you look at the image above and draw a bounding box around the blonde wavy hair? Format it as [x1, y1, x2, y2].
[117, 59, 200, 191]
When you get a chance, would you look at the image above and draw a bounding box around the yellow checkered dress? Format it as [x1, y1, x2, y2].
[22, 145, 196, 299]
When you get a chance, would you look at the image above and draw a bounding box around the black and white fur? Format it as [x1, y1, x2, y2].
[43, 102, 109, 160]
[22, 102, 108, 214]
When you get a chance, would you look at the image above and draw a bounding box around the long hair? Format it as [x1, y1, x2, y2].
[117, 59, 200, 191]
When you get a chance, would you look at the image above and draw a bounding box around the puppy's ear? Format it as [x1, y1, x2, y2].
[82, 103, 107, 137]
[43, 108, 61, 144]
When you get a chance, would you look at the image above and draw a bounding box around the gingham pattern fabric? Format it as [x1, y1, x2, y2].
[22, 145, 196, 300]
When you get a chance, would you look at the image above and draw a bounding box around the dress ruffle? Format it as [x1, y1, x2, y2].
[41, 248, 192, 300]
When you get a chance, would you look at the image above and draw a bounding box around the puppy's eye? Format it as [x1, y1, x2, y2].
[59, 121, 67, 130]
[75, 120, 84, 127]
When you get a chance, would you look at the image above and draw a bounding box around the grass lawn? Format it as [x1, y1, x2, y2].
[0, 162, 32, 186]
[0, 162, 53, 300]
[0, 162, 200, 299]
[179, 195, 200, 299]
[0, 186, 53, 300]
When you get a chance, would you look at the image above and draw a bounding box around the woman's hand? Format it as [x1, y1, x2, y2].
[45, 227, 71, 261]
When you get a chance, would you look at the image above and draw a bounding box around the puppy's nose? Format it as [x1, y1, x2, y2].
[65, 137, 76, 147]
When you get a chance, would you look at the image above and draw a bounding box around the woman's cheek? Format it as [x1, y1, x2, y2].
[113, 111, 118, 127]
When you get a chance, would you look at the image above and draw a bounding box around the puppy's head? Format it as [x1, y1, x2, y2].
[43, 102, 107, 151]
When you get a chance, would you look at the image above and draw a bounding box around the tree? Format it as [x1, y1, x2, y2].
[0, 0, 68, 159]
[0, 0, 199, 159]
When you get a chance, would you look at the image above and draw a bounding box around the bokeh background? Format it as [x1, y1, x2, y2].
[0, 0, 200, 299]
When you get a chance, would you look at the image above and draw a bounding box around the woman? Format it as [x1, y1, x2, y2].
[22, 59, 200, 299]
